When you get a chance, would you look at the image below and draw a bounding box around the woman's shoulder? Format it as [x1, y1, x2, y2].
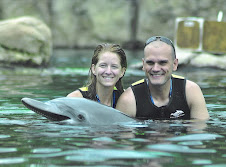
[67, 89, 84, 98]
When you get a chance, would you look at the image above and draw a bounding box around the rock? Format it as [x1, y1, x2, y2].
[176, 49, 226, 70]
[176, 48, 196, 65]
[0, 16, 52, 66]
[190, 53, 226, 70]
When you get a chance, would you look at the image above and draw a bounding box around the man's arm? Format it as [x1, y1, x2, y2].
[186, 80, 209, 120]
[116, 87, 137, 117]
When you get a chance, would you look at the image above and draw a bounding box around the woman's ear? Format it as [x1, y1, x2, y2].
[120, 67, 126, 78]
[91, 64, 96, 75]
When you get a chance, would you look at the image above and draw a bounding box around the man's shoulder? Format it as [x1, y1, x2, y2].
[131, 79, 145, 86]
[172, 74, 185, 80]
[186, 80, 200, 89]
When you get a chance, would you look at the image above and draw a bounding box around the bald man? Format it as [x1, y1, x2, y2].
[116, 36, 209, 120]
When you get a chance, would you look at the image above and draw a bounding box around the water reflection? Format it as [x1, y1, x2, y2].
[0, 49, 225, 166]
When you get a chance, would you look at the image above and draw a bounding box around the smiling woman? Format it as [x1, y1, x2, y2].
[67, 43, 127, 108]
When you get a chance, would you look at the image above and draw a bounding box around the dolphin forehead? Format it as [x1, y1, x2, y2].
[49, 97, 109, 113]
[52, 102, 89, 123]
[48, 98, 110, 123]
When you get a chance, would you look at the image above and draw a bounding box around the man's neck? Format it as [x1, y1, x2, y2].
[148, 79, 172, 107]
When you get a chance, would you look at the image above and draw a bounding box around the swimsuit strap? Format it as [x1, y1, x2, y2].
[96, 94, 101, 103]
[96, 91, 116, 108]
[147, 79, 172, 105]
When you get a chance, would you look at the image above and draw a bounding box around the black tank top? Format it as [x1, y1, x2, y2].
[78, 87, 122, 108]
[131, 75, 190, 120]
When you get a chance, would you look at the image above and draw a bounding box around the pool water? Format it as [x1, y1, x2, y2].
[0, 49, 225, 166]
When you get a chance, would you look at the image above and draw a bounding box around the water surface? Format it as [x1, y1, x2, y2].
[0, 49, 225, 166]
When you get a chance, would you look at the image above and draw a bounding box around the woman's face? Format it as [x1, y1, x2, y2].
[92, 51, 125, 88]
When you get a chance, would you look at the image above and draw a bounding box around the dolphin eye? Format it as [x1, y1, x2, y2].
[77, 114, 85, 121]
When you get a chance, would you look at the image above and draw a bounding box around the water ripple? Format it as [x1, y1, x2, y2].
[29, 148, 173, 161]
[65, 149, 173, 162]
[0, 134, 10, 138]
[0, 157, 26, 165]
[32, 148, 62, 153]
[0, 147, 17, 153]
[147, 144, 216, 153]
[165, 133, 224, 141]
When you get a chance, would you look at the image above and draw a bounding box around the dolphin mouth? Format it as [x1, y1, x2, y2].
[21, 98, 70, 121]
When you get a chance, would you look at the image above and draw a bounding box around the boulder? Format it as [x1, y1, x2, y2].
[0, 16, 52, 66]
[190, 53, 226, 70]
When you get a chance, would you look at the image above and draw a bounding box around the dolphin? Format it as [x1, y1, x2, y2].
[21, 97, 136, 125]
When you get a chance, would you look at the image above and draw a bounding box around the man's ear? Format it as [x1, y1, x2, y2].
[173, 58, 179, 71]
[142, 58, 145, 71]
[91, 64, 96, 75]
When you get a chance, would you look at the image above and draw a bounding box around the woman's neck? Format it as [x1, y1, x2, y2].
[96, 85, 114, 106]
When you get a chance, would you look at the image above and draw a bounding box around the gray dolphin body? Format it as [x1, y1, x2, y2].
[21, 97, 136, 125]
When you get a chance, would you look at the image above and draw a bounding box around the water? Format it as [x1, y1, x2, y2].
[0, 49, 225, 166]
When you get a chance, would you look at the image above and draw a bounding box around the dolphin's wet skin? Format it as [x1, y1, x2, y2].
[21, 97, 136, 125]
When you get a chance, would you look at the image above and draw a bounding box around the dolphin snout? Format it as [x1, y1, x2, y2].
[21, 97, 70, 121]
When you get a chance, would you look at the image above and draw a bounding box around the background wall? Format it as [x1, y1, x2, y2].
[0, 0, 225, 49]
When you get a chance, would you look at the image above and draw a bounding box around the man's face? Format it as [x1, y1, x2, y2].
[142, 41, 178, 87]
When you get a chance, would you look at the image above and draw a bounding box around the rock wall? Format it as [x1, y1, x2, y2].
[0, 0, 225, 68]
[0, 0, 225, 48]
